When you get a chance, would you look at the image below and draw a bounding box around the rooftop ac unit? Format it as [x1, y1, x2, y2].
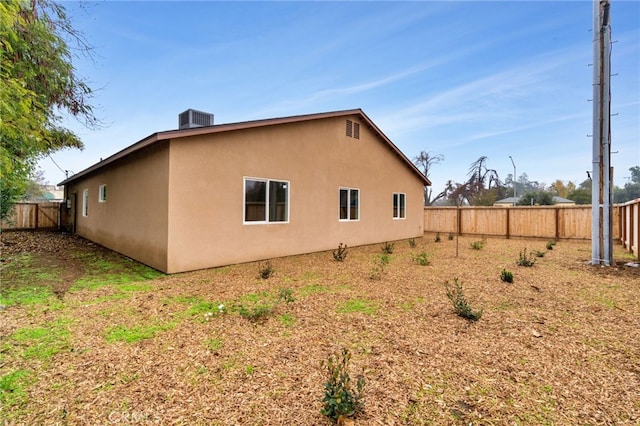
[179, 109, 214, 129]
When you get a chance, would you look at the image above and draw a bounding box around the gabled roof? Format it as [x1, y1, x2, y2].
[59, 109, 430, 186]
[494, 196, 575, 205]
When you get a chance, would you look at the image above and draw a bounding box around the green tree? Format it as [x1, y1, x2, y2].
[614, 166, 640, 203]
[517, 191, 554, 206]
[568, 179, 592, 205]
[0, 0, 97, 219]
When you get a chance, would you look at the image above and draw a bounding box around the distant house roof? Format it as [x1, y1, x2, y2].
[494, 196, 576, 206]
[59, 109, 430, 187]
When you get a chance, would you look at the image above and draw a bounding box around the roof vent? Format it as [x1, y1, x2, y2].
[179, 109, 214, 129]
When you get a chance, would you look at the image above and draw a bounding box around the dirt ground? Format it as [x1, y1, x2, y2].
[1, 230, 639, 425]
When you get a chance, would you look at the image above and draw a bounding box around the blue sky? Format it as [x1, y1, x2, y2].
[42, 1, 639, 193]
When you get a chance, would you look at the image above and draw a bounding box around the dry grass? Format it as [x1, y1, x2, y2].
[1, 231, 639, 425]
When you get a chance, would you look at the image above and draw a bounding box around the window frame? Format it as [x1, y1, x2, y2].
[98, 184, 107, 203]
[393, 192, 406, 219]
[243, 177, 290, 224]
[339, 187, 360, 221]
[82, 189, 89, 217]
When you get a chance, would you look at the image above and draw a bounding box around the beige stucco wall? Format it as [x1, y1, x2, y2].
[165, 114, 425, 273]
[65, 143, 171, 272]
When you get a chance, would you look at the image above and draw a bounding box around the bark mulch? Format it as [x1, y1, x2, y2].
[1, 231, 639, 425]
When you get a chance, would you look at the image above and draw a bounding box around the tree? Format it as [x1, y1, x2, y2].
[549, 180, 576, 199]
[517, 191, 554, 206]
[568, 179, 592, 204]
[0, 0, 97, 219]
[464, 156, 504, 205]
[413, 151, 444, 205]
[614, 166, 640, 203]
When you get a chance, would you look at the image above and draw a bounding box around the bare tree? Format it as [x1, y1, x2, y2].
[413, 151, 444, 205]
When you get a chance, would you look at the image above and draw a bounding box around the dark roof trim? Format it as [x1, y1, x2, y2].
[59, 109, 430, 186]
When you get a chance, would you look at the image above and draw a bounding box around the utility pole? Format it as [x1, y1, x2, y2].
[509, 156, 516, 205]
[591, 0, 613, 265]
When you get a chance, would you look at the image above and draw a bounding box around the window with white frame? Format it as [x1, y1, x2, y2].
[82, 189, 89, 217]
[339, 188, 359, 221]
[393, 193, 406, 219]
[244, 178, 289, 223]
[98, 184, 107, 202]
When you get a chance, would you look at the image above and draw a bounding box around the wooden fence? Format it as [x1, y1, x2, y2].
[619, 199, 639, 259]
[1, 202, 61, 230]
[424, 205, 605, 240]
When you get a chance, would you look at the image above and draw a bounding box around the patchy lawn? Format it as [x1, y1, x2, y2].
[1, 230, 639, 425]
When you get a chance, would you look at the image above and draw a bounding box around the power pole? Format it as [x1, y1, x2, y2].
[591, 0, 613, 265]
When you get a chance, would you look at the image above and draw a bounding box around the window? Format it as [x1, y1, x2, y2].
[244, 178, 289, 223]
[339, 188, 359, 221]
[98, 184, 107, 202]
[82, 189, 89, 217]
[393, 193, 406, 219]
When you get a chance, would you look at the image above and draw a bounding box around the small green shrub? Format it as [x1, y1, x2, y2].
[381, 242, 394, 254]
[238, 303, 273, 323]
[369, 254, 390, 280]
[448, 233, 455, 240]
[408, 238, 416, 248]
[469, 240, 484, 250]
[500, 269, 514, 283]
[278, 287, 296, 304]
[445, 278, 482, 321]
[413, 251, 430, 266]
[258, 261, 274, 279]
[434, 233, 441, 243]
[333, 243, 348, 261]
[546, 240, 557, 250]
[517, 248, 536, 267]
[534, 250, 546, 258]
[321, 348, 366, 422]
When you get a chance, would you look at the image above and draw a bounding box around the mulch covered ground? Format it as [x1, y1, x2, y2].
[1, 230, 639, 425]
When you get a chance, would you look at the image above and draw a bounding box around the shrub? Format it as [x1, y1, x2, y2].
[534, 250, 546, 258]
[517, 248, 536, 267]
[238, 303, 273, 323]
[448, 233, 455, 241]
[258, 261, 274, 279]
[413, 251, 430, 266]
[470, 240, 484, 250]
[278, 287, 295, 304]
[381, 242, 394, 254]
[500, 269, 514, 283]
[333, 243, 348, 262]
[321, 348, 365, 422]
[408, 238, 416, 248]
[546, 240, 557, 250]
[369, 254, 390, 280]
[445, 278, 482, 321]
[434, 233, 441, 243]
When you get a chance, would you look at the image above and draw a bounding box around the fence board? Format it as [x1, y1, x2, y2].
[619, 199, 639, 259]
[1, 202, 61, 230]
[424, 205, 625, 243]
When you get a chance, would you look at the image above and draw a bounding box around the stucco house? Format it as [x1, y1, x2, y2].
[60, 109, 430, 273]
